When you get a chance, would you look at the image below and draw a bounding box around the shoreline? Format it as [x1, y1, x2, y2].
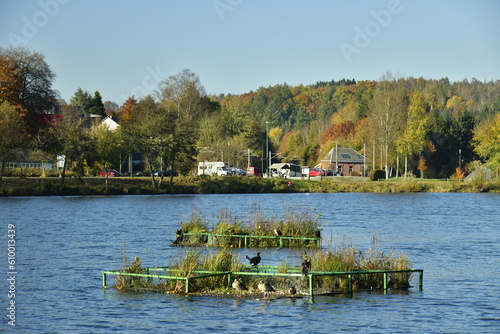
[0, 175, 499, 196]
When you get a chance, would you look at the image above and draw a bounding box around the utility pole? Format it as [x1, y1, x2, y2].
[266, 121, 269, 176]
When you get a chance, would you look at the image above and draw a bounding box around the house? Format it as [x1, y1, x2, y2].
[100, 116, 120, 131]
[320, 147, 366, 176]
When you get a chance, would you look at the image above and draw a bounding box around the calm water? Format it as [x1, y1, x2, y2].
[1, 193, 499, 333]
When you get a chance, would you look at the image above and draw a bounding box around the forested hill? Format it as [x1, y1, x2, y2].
[196, 76, 500, 178]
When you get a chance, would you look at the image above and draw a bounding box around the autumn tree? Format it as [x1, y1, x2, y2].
[0, 102, 25, 184]
[121, 95, 171, 189]
[45, 107, 93, 193]
[368, 75, 408, 178]
[91, 124, 124, 191]
[103, 101, 119, 116]
[156, 69, 208, 182]
[417, 156, 428, 178]
[0, 47, 57, 112]
[0, 47, 58, 131]
[473, 113, 500, 175]
[397, 92, 430, 177]
[119, 97, 138, 124]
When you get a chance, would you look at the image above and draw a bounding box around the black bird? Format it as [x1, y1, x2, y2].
[301, 259, 311, 277]
[173, 228, 183, 244]
[315, 227, 322, 240]
[289, 286, 297, 295]
[301, 251, 311, 277]
[274, 228, 282, 237]
[232, 279, 247, 297]
[246, 252, 261, 266]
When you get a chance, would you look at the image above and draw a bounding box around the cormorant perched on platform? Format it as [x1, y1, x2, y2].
[232, 279, 247, 297]
[246, 252, 261, 266]
[315, 227, 322, 240]
[301, 258, 311, 277]
[301, 251, 311, 277]
[173, 224, 184, 245]
[273, 227, 282, 237]
[258, 280, 275, 299]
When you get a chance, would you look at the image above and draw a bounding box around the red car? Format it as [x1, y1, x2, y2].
[99, 169, 120, 177]
[246, 167, 263, 177]
[309, 168, 326, 177]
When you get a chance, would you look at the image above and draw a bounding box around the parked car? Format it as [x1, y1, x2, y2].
[326, 169, 340, 176]
[246, 166, 263, 177]
[162, 169, 178, 177]
[309, 168, 326, 177]
[135, 171, 150, 177]
[99, 169, 120, 177]
[231, 167, 247, 176]
[153, 170, 179, 177]
[217, 168, 233, 176]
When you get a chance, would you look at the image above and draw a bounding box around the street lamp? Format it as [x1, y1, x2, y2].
[266, 121, 269, 176]
[459, 149, 462, 170]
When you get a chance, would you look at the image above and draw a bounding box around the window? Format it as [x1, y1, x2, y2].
[341, 154, 351, 159]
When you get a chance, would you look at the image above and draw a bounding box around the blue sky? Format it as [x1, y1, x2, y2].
[1, 0, 499, 105]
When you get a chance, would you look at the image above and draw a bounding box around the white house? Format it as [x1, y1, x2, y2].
[100, 116, 120, 131]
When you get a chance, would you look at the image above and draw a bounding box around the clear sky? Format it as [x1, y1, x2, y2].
[1, 0, 499, 105]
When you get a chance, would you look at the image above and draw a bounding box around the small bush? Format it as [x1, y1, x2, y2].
[370, 169, 386, 181]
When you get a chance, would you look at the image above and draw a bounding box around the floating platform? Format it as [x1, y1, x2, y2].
[102, 265, 423, 301]
[172, 232, 322, 248]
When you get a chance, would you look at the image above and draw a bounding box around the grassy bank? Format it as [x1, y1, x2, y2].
[0, 175, 499, 196]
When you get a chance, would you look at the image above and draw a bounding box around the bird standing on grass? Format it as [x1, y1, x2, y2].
[301, 251, 311, 277]
[232, 279, 247, 297]
[246, 252, 261, 266]
[258, 280, 275, 299]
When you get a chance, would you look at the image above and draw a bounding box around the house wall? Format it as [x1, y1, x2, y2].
[324, 162, 364, 176]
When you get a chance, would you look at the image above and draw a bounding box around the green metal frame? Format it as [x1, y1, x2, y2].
[102, 266, 423, 299]
[180, 232, 321, 248]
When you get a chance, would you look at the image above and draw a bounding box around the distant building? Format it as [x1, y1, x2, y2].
[320, 147, 366, 176]
[100, 116, 120, 131]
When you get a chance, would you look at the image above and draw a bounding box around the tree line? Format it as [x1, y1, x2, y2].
[1, 47, 499, 191]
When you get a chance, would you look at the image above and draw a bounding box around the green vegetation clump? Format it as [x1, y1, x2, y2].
[176, 206, 321, 248]
[114, 256, 152, 291]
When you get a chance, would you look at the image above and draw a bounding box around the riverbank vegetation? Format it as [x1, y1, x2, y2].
[1, 174, 499, 196]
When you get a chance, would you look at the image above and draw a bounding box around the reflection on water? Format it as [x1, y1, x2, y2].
[0, 193, 499, 333]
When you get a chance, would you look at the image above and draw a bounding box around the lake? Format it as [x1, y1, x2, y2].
[1, 193, 499, 333]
